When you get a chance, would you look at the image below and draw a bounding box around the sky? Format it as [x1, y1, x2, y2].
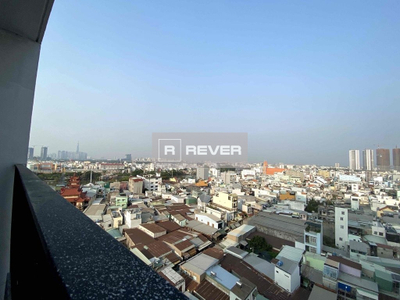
[30, 0, 400, 166]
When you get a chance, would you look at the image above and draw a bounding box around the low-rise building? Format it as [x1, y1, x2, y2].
[138, 223, 167, 238]
[274, 246, 304, 293]
[226, 224, 256, 244]
[115, 194, 128, 208]
[171, 213, 188, 227]
[180, 253, 219, 283]
[304, 220, 323, 254]
[213, 192, 238, 211]
[159, 266, 185, 292]
[124, 208, 142, 228]
[195, 212, 223, 229]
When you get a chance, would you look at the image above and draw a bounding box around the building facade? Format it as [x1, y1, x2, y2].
[41, 146, 48, 160]
[213, 192, 238, 210]
[335, 207, 348, 250]
[376, 148, 390, 171]
[196, 166, 209, 180]
[363, 149, 374, 171]
[28, 147, 34, 159]
[304, 221, 323, 254]
[349, 150, 360, 170]
[393, 147, 400, 171]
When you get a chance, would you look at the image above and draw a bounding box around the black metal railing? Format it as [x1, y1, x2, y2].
[10, 165, 187, 299]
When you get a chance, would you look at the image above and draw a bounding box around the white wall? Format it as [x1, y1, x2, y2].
[274, 266, 300, 293]
[291, 265, 301, 293]
[0, 26, 43, 297]
[335, 207, 348, 250]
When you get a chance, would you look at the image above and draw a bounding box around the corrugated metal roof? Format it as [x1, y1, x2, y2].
[276, 245, 304, 263]
[206, 265, 239, 290]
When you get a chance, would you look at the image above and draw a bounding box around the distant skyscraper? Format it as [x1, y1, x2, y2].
[126, 154, 132, 162]
[393, 147, 400, 171]
[349, 150, 360, 170]
[41, 146, 48, 160]
[363, 149, 374, 171]
[335, 163, 340, 168]
[28, 147, 34, 159]
[77, 142, 79, 153]
[376, 148, 390, 171]
[196, 166, 209, 180]
[263, 161, 268, 175]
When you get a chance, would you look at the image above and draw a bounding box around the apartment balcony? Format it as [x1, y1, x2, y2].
[9, 165, 187, 299]
[305, 236, 317, 247]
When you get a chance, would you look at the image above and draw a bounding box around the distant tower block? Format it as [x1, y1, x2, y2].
[363, 149, 374, 171]
[376, 148, 390, 171]
[349, 150, 360, 170]
[393, 147, 400, 171]
[263, 161, 268, 175]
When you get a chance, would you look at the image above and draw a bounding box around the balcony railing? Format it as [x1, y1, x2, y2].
[11, 165, 187, 299]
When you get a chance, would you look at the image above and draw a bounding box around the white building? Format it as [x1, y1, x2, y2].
[335, 207, 348, 250]
[171, 195, 186, 204]
[241, 169, 256, 180]
[363, 149, 374, 170]
[138, 176, 161, 192]
[124, 208, 142, 228]
[274, 246, 304, 293]
[209, 167, 220, 178]
[372, 221, 386, 238]
[274, 258, 301, 293]
[195, 212, 223, 229]
[304, 221, 323, 254]
[221, 171, 237, 185]
[351, 196, 360, 211]
[349, 150, 360, 170]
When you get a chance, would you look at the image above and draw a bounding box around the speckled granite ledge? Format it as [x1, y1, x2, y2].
[13, 165, 187, 299]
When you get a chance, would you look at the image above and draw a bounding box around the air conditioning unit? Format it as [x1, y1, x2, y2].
[210, 271, 216, 277]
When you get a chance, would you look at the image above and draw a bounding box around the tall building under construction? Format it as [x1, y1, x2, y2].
[393, 147, 400, 171]
[376, 148, 390, 171]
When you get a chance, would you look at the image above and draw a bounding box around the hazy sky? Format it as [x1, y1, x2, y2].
[30, 0, 400, 165]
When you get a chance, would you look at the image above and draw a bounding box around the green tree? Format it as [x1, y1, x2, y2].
[305, 199, 319, 213]
[248, 236, 272, 252]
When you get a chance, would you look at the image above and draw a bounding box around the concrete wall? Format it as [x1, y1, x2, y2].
[339, 264, 361, 278]
[0, 27, 42, 297]
[254, 224, 302, 242]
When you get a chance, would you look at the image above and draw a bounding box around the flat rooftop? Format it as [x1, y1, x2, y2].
[247, 212, 306, 238]
[228, 224, 255, 237]
[181, 253, 218, 275]
[276, 245, 304, 264]
[308, 285, 336, 300]
[206, 265, 239, 290]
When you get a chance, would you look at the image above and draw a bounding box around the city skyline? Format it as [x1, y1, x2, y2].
[29, 0, 400, 166]
[28, 142, 400, 170]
